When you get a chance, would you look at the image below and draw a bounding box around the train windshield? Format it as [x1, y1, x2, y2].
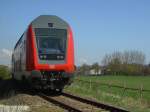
[35, 28, 67, 54]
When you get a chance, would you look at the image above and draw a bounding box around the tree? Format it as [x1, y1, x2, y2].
[0, 65, 11, 80]
[101, 50, 146, 75]
[91, 62, 100, 74]
[102, 54, 111, 66]
[122, 50, 145, 65]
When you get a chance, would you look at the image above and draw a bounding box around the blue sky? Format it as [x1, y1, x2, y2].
[0, 0, 150, 66]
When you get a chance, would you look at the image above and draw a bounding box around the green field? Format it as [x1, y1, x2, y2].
[65, 75, 150, 112]
[77, 75, 150, 90]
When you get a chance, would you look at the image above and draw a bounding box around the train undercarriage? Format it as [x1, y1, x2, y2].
[28, 70, 73, 91]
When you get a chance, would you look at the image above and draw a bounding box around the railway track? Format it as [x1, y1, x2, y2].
[38, 91, 129, 112]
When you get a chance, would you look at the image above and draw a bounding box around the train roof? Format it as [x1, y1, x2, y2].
[31, 15, 69, 29]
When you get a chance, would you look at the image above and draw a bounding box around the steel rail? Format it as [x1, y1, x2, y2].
[38, 93, 83, 112]
[62, 92, 129, 112]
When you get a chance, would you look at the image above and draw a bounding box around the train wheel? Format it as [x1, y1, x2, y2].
[11, 74, 17, 85]
[11, 73, 14, 80]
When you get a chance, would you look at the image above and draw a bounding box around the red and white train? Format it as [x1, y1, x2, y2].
[12, 15, 75, 90]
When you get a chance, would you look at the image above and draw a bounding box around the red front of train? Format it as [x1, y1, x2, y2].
[12, 15, 75, 90]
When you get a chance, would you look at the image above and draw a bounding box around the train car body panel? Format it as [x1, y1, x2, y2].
[12, 15, 75, 90]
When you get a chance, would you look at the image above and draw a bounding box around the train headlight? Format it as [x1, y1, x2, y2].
[60, 56, 63, 59]
[57, 56, 60, 59]
[43, 55, 47, 59]
[40, 55, 43, 59]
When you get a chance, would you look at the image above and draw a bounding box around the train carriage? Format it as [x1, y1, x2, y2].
[12, 15, 75, 90]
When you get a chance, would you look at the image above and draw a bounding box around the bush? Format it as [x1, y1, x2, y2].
[0, 65, 11, 80]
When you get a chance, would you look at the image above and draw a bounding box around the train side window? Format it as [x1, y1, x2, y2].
[20, 53, 22, 71]
[24, 40, 26, 51]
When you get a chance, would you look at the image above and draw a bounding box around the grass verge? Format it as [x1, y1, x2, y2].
[65, 75, 150, 112]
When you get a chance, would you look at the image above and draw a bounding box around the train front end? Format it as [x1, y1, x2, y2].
[26, 15, 75, 90]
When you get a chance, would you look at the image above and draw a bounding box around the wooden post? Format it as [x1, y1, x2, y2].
[96, 81, 98, 100]
[140, 84, 143, 100]
[109, 82, 111, 94]
[123, 82, 126, 96]
[90, 79, 92, 90]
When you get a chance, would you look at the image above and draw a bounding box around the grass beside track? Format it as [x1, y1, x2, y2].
[65, 75, 150, 112]
[77, 75, 150, 90]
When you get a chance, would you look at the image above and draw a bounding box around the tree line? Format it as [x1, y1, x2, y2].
[77, 50, 150, 76]
[102, 50, 149, 75]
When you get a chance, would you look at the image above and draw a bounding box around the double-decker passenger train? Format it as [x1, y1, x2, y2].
[12, 15, 75, 91]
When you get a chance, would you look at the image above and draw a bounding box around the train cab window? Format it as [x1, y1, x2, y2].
[39, 38, 63, 52]
[35, 28, 66, 52]
[35, 28, 67, 60]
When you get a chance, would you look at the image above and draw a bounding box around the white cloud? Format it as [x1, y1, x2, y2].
[1, 48, 12, 57]
[80, 58, 87, 64]
[0, 48, 12, 65]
